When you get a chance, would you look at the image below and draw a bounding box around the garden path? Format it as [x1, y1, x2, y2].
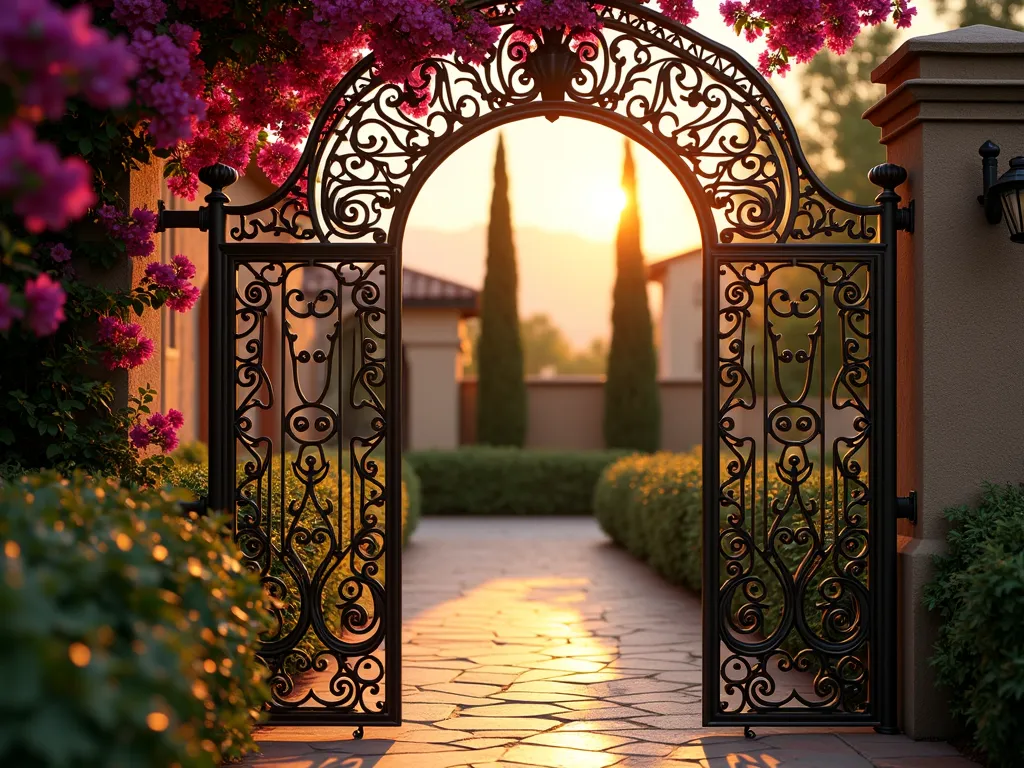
[242, 517, 977, 768]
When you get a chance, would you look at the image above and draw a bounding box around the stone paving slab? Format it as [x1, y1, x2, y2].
[241, 518, 978, 768]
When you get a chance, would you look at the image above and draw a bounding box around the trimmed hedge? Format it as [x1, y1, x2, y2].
[167, 455, 421, 545]
[167, 456, 421, 676]
[595, 450, 862, 692]
[593, 451, 702, 589]
[0, 472, 269, 767]
[925, 483, 1024, 768]
[404, 447, 631, 516]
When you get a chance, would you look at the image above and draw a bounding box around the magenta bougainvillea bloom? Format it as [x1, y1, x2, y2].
[130, 408, 184, 452]
[96, 205, 158, 259]
[96, 315, 155, 370]
[0, 0, 137, 121]
[0, 123, 96, 233]
[144, 254, 201, 312]
[0, 285, 25, 333]
[112, 0, 168, 30]
[515, 0, 601, 34]
[257, 141, 302, 185]
[49, 243, 72, 263]
[23, 273, 67, 336]
[129, 25, 207, 147]
[719, 0, 916, 73]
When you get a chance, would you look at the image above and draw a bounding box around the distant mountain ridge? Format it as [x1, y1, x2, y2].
[402, 225, 667, 347]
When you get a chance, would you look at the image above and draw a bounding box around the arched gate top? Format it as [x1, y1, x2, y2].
[226, 0, 881, 246]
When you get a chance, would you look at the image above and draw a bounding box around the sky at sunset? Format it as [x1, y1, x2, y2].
[401, 1, 953, 347]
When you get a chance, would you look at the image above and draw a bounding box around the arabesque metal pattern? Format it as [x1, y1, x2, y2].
[161, 0, 911, 732]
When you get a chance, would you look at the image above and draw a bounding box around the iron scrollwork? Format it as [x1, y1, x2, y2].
[716, 254, 875, 717]
[234, 258, 391, 715]
[216, 0, 895, 728]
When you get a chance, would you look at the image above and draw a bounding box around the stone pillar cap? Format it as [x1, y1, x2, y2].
[873, 24, 1024, 84]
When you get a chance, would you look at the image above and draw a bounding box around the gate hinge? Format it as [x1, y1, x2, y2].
[896, 200, 915, 233]
[156, 199, 207, 232]
[896, 491, 917, 524]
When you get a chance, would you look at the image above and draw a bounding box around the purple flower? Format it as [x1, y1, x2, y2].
[0, 0, 136, 120]
[97, 204, 157, 259]
[23, 273, 66, 336]
[0, 123, 95, 232]
[97, 315, 154, 369]
[50, 243, 71, 263]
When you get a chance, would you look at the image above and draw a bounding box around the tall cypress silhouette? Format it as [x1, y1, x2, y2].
[604, 140, 660, 451]
[476, 134, 527, 446]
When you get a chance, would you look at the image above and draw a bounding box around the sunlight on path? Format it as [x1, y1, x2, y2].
[243, 518, 977, 768]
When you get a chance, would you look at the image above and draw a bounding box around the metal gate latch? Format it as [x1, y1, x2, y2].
[896, 491, 917, 524]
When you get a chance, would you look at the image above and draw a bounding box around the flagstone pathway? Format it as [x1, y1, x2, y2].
[242, 517, 977, 768]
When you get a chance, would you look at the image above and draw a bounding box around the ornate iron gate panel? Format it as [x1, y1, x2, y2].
[157, 0, 912, 731]
[224, 242, 401, 725]
[702, 236, 899, 731]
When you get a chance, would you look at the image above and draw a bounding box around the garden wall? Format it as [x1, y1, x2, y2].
[459, 376, 702, 450]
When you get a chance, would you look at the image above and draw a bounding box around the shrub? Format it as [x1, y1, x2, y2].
[595, 450, 859, 687]
[166, 456, 421, 677]
[404, 447, 630, 516]
[0, 472, 269, 767]
[172, 441, 209, 466]
[925, 483, 1024, 767]
[593, 452, 702, 588]
[166, 455, 420, 545]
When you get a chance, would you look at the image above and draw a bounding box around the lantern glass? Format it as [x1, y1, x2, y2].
[1000, 186, 1024, 243]
[989, 156, 1024, 244]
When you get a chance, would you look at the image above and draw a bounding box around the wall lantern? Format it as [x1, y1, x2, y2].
[979, 141, 1024, 243]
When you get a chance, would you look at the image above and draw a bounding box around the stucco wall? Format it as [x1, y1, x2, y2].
[658, 257, 703, 380]
[460, 377, 704, 451]
[865, 23, 1024, 738]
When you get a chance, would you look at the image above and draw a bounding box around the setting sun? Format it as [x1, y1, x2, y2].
[596, 184, 628, 218]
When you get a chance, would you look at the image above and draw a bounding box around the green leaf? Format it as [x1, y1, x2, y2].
[78, 137, 93, 156]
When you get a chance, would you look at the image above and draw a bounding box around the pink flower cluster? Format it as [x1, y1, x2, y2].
[0, 122, 95, 233]
[0, 0, 137, 120]
[96, 315, 154, 370]
[129, 23, 208, 147]
[129, 408, 184, 452]
[515, 0, 601, 35]
[257, 142, 302, 186]
[106, 0, 206, 147]
[719, 0, 916, 74]
[144, 254, 200, 312]
[0, 274, 66, 337]
[96, 205, 157, 259]
[300, 0, 498, 83]
[167, 83, 260, 199]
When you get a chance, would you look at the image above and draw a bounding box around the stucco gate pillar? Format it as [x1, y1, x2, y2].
[865, 24, 1024, 739]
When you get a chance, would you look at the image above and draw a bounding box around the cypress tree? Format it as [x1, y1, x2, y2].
[604, 140, 660, 451]
[476, 134, 527, 446]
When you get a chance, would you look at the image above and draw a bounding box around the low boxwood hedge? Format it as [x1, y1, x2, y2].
[167, 455, 421, 678]
[593, 451, 703, 589]
[0, 472, 269, 767]
[404, 447, 631, 516]
[925, 483, 1024, 767]
[594, 450, 864, 701]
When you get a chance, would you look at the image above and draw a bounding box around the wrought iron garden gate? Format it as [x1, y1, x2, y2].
[159, 0, 913, 734]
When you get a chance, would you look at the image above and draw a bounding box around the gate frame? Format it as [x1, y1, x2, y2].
[158, 0, 914, 734]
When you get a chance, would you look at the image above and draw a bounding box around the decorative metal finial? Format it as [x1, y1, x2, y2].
[198, 163, 239, 191]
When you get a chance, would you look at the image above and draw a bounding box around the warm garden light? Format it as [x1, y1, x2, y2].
[979, 140, 1024, 243]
